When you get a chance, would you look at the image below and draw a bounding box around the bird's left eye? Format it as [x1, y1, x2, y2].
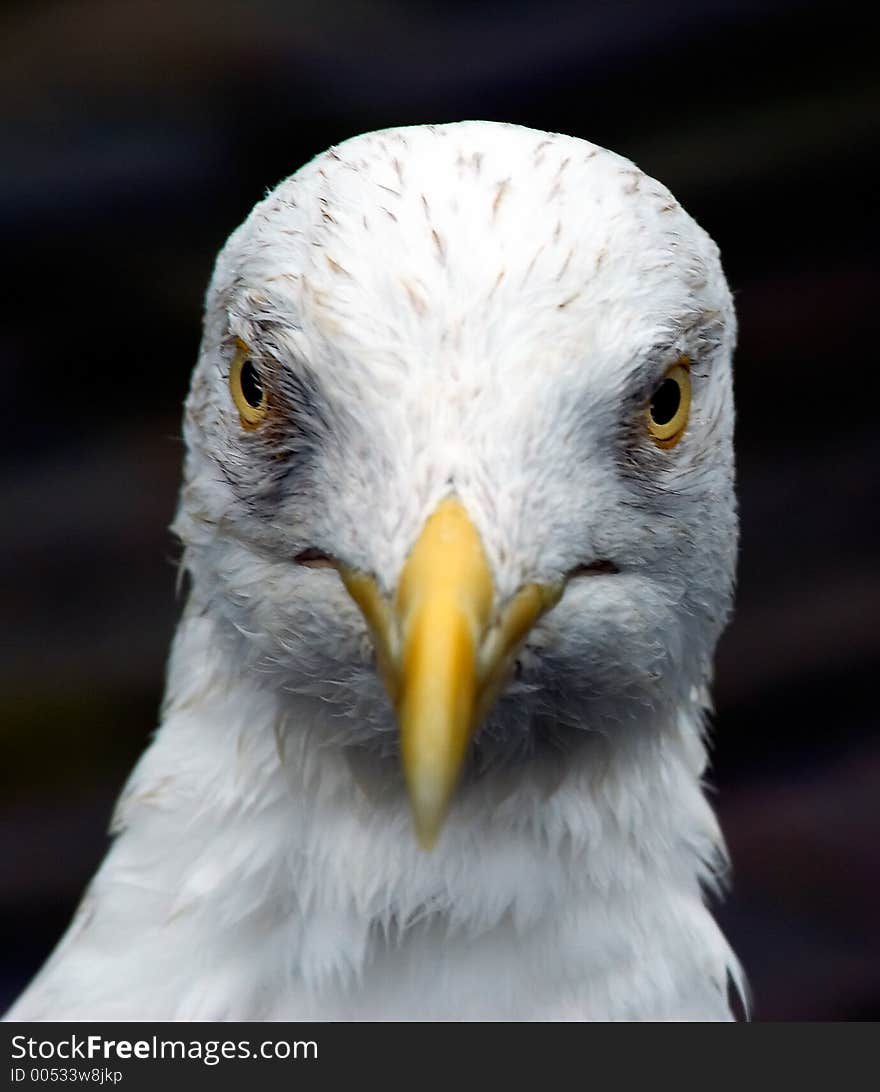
[647, 360, 691, 448]
[229, 343, 268, 429]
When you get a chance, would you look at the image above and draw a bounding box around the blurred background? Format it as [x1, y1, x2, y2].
[1, 0, 877, 1020]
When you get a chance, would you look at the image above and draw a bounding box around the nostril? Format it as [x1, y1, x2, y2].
[294, 548, 336, 569]
[569, 559, 619, 578]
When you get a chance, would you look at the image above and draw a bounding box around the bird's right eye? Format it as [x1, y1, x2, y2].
[229, 342, 268, 429]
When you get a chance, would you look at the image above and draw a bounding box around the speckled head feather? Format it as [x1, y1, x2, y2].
[8, 122, 742, 1022]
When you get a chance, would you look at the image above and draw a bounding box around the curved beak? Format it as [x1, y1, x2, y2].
[339, 497, 562, 848]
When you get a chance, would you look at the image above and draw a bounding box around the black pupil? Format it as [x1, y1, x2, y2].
[650, 377, 681, 425]
[240, 360, 263, 408]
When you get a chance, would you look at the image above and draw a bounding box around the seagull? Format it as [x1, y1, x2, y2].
[8, 121, 743, 1021]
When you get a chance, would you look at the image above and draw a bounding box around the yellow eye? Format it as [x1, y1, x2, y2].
[647, 360, 691, 448]
[229, 342, 268, 429]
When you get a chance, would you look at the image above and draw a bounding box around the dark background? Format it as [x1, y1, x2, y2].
[2, 0, 877, 1020]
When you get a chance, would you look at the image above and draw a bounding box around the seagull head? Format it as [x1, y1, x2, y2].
[176, 121, 737, 847]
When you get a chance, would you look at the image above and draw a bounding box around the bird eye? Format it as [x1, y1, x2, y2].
[647, 360, 691, 448]
[229, 342, 268, 429]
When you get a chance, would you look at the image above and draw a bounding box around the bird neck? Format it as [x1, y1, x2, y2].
[92, 604, 737, 1018]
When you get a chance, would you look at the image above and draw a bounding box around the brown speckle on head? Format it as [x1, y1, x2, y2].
[265, 272, 299, 288]
[557, 291, 582, 310]
[431, 228, 447, 266]
[326, 256, 352, 278]
[622, 169, 642, 195]
[492, 178, 510, 220]
[555, 248, 574, 282]
[521, 243, 545, 286]
[455, 149, 483, 175]
[487, 269, 506, 300]
[402, 279, 429, 317]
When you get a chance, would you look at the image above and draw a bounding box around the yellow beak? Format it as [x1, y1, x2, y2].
[340, 497, 562, 848]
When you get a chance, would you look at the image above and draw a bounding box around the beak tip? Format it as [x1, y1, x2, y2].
[414, 825, 441, 852]
[407, 777, 454, 852]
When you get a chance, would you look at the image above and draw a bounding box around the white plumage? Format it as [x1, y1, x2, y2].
[8, 121, 743, 1021]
